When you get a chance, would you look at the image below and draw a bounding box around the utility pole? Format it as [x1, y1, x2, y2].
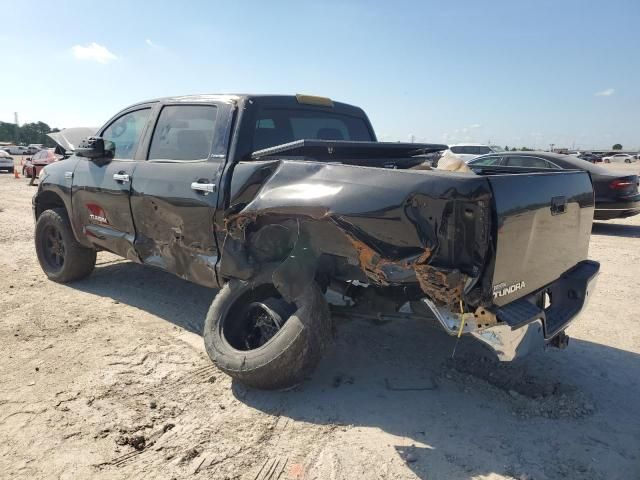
[14, 112, 19, 144]
[549, 143, 555, 152]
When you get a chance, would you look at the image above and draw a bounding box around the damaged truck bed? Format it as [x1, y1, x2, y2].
[33, 94, 600, 389]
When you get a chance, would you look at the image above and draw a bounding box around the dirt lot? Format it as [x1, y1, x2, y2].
[1, 165, 639, 479]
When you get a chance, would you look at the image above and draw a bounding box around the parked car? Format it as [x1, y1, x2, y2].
[25, 145, 43, 155]
[468, 151, 640, 220]
[575, 153, 601, 163]
[444, 143, 504, 162]
[3, 145, 29, 155]
[24, 148, 61, 178]
[603, 153, 635, 163]
[0, 150, 14, 173]
[33, 94, 599, 390]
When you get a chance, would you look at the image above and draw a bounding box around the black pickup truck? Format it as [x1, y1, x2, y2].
[33, 94, 600, 389]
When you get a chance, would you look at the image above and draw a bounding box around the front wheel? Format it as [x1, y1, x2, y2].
[35, 208, 96, 282]
[204, 267, 331, 390]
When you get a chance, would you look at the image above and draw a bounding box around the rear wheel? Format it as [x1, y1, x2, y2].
[204, 267, 331, 390]
[35, 208, 96, 282]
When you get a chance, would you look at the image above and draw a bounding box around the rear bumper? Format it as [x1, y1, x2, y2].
[472, 260, 600, 361]
[595, 195, 640, 220]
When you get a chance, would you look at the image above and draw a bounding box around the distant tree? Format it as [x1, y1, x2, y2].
[0, 121, 58, 147]
[504, 146, 510, 151]
[520, 146, 533, 151]
[612, 143, 623, 150]
[0, 122, 18, 143]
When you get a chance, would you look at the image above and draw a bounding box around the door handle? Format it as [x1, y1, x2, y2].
[191, 182, 216, 193]
[113, 173, 130, 183]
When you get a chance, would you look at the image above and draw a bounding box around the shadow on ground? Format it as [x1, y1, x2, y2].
[72, 259, 215, 334]
[71, 260, 640, 479]
[592, 221, 640, 238]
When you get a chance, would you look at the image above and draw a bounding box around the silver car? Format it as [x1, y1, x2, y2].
[0, 150, 14, 173]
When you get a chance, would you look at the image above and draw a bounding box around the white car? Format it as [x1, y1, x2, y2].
[444, 144, 505, 162]
[0, 150, 14, 173]
[603, 153, 635, 163]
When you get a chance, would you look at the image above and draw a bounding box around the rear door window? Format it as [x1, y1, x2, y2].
[505, 155, 554, 168]
[470, 155, 502, 166]
[474, 146, 493, 155]
[148, 105, 218, 161]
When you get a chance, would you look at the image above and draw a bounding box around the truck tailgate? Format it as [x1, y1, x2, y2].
[487, 171, 595, 306]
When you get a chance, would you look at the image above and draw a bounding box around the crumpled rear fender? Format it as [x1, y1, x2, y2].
[218, 160, 493, 307]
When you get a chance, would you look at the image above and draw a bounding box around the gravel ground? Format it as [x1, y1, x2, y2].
[0, 164, 639, 480]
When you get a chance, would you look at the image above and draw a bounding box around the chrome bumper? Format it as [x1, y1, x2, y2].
[421, 260, 600, 361]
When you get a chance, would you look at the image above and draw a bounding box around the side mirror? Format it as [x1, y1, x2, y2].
[76, 137, 114, 159]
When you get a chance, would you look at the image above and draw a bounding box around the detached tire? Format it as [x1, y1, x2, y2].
[204, 268, 331, 390]
[35, 208, 96, 282]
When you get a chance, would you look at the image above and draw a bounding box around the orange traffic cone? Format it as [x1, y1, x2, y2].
[14, 168, 20, 179]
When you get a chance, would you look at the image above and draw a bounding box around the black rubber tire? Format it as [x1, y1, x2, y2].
[204, 268, 331, 390]
[35, 208, 96, 283]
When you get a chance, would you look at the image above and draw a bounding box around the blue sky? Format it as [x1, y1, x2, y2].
[1, 0, 638, 149]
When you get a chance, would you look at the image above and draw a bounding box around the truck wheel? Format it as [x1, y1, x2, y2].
[35, 208, 96, 283]
[204, 267, 331, 390]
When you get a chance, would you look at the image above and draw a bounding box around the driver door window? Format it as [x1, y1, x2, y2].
[102, 109, 151, 160]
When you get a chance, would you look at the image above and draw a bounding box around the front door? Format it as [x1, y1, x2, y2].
[130, 103, 226, 288]
[71, 107, 152, 260]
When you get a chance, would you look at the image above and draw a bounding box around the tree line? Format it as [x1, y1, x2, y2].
[0, 121, 59, 147]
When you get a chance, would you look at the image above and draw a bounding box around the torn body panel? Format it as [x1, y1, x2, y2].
[219, 159, 493, 309]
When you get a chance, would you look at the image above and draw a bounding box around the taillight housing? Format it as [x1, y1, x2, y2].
[610, 179, 633, 189]
[609, 176, 639, 194]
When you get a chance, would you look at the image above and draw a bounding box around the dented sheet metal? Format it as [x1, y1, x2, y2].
[219, 160, 493, 308]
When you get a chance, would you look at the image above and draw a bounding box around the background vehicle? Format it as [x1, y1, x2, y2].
[33, 94, 599, 390]
[25, 145, 43, 155]
[0, 150, 14, 173]
[469, 151, 640, 220]
[577, 153, 601, 163]
[25, 148, 61, 178]
[603, 153, 635, 163]
[444, 143, 503, 162]
[3, 145, 28, 155]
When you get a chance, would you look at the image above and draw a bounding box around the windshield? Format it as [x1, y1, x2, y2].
[251, 108, 374, 151]
[489, 145, 506, 152]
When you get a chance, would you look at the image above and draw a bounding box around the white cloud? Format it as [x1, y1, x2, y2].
[595, 88, 615, 97]
[470, 123, 482, 129]
[71, 42, 118, 64]
[145, 38, 160, 48]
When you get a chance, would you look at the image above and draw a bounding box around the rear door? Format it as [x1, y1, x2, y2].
[130, 102, 231, 288]
[487, 171, 595, 306]
[71, 106, 153, 260]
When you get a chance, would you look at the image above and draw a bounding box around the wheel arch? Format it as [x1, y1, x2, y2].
[34, 186, 92, 248]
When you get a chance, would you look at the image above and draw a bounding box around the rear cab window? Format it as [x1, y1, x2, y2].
[238, 96, 376, 159]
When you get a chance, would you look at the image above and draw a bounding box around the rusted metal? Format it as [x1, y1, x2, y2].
[413, 264, 465, 306]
